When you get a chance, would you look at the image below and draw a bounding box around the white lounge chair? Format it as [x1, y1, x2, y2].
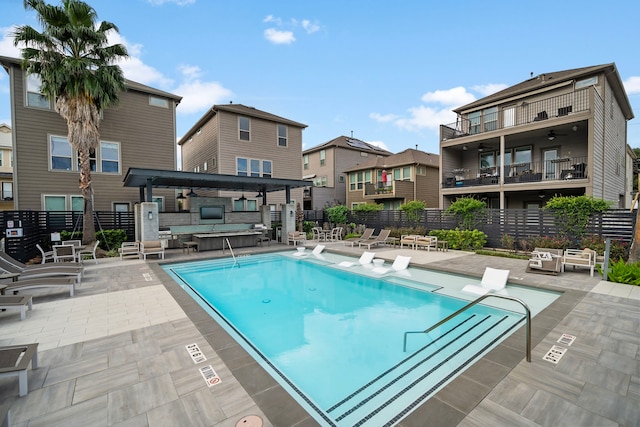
[36, 244, 54, 264]
[372, 255, 411, 275]
[461, 267, 510, 296]
[294, 244, 325, 258]
[338, 251, 375, 267]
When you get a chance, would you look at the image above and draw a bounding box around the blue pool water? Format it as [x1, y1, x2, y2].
[164, 253, 559, 426]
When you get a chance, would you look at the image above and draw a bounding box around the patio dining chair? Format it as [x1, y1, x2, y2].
[36, 244, 54, 264]
[53, 245, 76, 263]
[75, 240, 100, 264]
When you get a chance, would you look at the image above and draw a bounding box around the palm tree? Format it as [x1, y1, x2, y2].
[13, 0, 128, 244]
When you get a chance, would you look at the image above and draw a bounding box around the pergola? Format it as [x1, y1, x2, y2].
[123, 167, 310, 205]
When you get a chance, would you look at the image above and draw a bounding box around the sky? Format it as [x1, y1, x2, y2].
[1, 0, 639, 157]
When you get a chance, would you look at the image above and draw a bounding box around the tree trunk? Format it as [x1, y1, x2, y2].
[56, 96, 100, 245]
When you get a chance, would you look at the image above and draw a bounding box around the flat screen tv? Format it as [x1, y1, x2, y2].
[200, 206, 224, 220]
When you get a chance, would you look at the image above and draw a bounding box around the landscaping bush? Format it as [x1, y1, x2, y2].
[602, 258, 640, 285]
[580, 235, 629, 262]
[60, 229, 128, 252]
[429, 228, 487, 251]
[445, 197, 487, 230]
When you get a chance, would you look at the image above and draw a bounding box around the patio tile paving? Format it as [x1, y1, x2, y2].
[0, 243, 638, 426]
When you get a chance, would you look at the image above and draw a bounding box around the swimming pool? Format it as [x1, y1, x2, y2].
[164, 252, 559, 426]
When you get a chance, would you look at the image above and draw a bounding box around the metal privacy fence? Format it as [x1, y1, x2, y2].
[1, 208, 634, 263]
[1, 211, 135, 263]
[306, 208, 635, 248]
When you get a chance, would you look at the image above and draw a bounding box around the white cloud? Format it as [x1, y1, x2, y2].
[369, 112, 399, 123]
[471, 83, 508, 97]
[366, 140, 389, 151]
[264, 28, 295, 45]
[394, 105, 457, 132]
[0, 26, 21, 58]
[263, 15, 282, 25]
[421, 86, 475, 106]
[301, 20, 320, 34]
[174, 65, 233, 114]
[624, 76, 640, 95]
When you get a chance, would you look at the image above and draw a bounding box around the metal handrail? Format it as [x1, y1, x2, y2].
[223, 238, 239, 268]
[403, 294, 532, 362]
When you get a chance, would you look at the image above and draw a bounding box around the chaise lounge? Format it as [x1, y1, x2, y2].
[0, 343, 39, 397]
[461, 267, 510, 296]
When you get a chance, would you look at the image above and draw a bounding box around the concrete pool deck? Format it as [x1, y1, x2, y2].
[0, 242, 638, 426]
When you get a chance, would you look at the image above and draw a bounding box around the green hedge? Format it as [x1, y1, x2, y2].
[428, 228, 487, 251]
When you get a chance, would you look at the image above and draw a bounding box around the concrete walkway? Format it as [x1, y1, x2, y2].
[0, 242, 638, 426]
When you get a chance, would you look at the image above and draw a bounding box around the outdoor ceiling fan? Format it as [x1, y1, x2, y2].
[547, 130, 567, 141]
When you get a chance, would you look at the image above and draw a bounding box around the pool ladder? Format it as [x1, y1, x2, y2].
[403, 294, 532, 362]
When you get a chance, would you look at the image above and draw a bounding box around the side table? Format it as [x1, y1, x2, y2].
[437, 241, 449, 252]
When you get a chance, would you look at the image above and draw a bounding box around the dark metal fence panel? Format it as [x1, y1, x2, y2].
[1, 211, 135, 263]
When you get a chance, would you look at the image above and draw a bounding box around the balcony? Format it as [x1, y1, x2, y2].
[440, 88, 590, 141]
[442, 156, 588, 188]
[363, 180, 414, 199]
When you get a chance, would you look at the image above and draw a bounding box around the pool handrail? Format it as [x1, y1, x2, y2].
[403, 294, 532, 362]
[223, 238, 239, 268]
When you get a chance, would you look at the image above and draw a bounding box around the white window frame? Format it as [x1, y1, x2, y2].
[236, 157, 272, 178]
[113, 202, 131, 212]
[277, 124, 288, 147]
[149, 96, 169, 108]
[239, 116, 250, 141]
[2, 182, 13, 200]
[42, 194, 86, 211]
[100, 141, 121, 174]
[25, 74, 52, 109]
[303, 154, 309, 170]
[50, 135, 121, 174]
[320, 149, 326, 166]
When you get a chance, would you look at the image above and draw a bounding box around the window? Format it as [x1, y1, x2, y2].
[233, 198, 257, 211]
[360, 152, 368, 157]
[483, 107, 498, 132]
[237, 158, 248, 176]
[2, 182, 13, 200]
[100, 142, 120, 173]
[152, 197, 164, 212]
[149, 96, 169, 108]
[468, 111, 481, 134]
[0, 152, 3, 167]
[44, 195, 66, 211]
[480, 152, 496, 171]
[303, 154, 309, 170]
[250, 159, 260, 177]
[26, 74, 51, 109]
[236, 157, 271, 177]
[203, 161, 207, 171]
[51, 136, 73, 170]
[262, 160, 272, 178]
[278, 124, 287, 147]
[338, 175, 345, 183]
[575, 76, 597, 89]
[71, 196, 83, 212]
[313, 176, 327, 187]
[50, 136, 120, 173]
[239, 116, 250, 141]
[320, 149, 326, 166]
[349, 171, 371, 190]
[113, 202, 130, 212]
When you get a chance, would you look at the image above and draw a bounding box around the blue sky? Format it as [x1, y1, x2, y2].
[1, 0, 639, 156]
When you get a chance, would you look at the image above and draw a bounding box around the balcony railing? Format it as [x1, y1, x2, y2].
[364, 181, 395, 196]
[441, 88, 590, 141]
[443, 156, 588, 188]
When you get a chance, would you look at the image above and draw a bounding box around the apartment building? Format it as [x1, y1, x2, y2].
[302, 135, 391, 210]
[344, 148, 440, 210]
[0, 55, 182, 212]
[178, 103, 307, 211]
[439, 63, 634, 209]
[0, 123, 14, 210]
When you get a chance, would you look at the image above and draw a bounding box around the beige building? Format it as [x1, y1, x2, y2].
[344, 148, 440, 210]
[0, 55, 182, 212]
[439, 63, 634, 209]
[302, 135, 391, 210]
[178, 103, 307, 211]
[0, 123, 14, 210]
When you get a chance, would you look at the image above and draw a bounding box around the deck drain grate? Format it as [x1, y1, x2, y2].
[557, 333, 576, 346]
[543, 345, 567, 364]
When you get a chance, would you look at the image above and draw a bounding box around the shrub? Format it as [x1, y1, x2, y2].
[60, 229, 127, 251]
[524, 235, 572, 250]
[352, 203, 384, 212]
[580, 235, 629, 262]
[429, 228, 487, 251]
[500, 234, 516, 252]
[325, 205, 349, 225]
[399, 200, 426, 223]
[445, 197, 487, 230]
[602, 258, 640, 285]
[543, 195, 611, 242]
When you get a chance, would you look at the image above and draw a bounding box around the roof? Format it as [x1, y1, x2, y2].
[303, 135, 392, 155]
[178, 103, 308, 145]
[123, 168, 311, 193]
[343, 148, 439, 172]
[455, 63, 634, 120]
[0, 55, 182, 103]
